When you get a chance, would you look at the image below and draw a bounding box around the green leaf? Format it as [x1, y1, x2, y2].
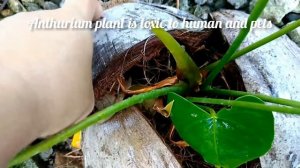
[168, 92, 274, 168]
[151, 28, 201, 87]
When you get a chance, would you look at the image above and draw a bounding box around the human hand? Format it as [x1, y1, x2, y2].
[0, 0, 102, 165]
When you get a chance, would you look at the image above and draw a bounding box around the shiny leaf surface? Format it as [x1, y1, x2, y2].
[168, 92, 274, 168]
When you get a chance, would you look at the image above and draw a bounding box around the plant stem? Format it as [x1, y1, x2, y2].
[187, 97, 300, 114]
[152, 28, 201, 87]
[231, 20, 300, 60]
[202, 18, 300, 71]
[201, 0, 269, 89]
[203, 88, 300, 108]
[9, 83, 188, 167]
[198, 105, 216, 115]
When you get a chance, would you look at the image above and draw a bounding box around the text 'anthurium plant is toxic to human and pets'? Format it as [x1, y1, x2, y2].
[8, 0, 300, 166]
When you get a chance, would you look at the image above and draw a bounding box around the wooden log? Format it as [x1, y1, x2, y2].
[82, 108, 181, 168]
[91, 2, 201, 79]
[212, 10, 300, 168]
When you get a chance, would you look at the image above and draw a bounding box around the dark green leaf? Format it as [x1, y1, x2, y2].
[168, 92, 274, 168]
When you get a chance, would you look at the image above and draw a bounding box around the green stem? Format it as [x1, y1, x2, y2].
[9, 83, 188, 167]
[202, 19, 300, 72]
[152, 28, 201, 87]
[187, 97, 300, 115]
[203, 88, 300, 108]
[198, 105, 216, 115]
[201, 0, 269, 88]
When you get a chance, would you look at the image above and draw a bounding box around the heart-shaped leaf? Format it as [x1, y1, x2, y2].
[168, 92, 274, 168]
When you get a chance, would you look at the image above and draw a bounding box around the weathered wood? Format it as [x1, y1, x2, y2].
[82, 108, 181, 168]
[213, 10, 300, 168]
[91, 2, 201, 79]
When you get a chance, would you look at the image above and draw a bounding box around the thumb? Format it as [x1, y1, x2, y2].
[63, 0, 103, 21]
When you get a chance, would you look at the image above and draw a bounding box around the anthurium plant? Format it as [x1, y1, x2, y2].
[9, 0, 300, 167]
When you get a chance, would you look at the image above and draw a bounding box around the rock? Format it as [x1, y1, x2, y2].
[195, 0, 207, 5]
[20, 0, 34, 3]
[58, 0, 64, 7]
[213, 0, 227, 9]
[0, 0, 8, 11]
[292, 2, 300, 12]
[24, 2, 41, 11]
[0, 9, 14, 17]
[194, 5, 211, 20]
[206, 0, 226, 9]
[17, 159, 38, 168]
[148, 0, 163, 3]
[213, 9, 300, 168]
[287, 21, 300, 46]
[227, 0, 248, 9]
[34, 0, 44, 7]
[8, 0, 26, 13]
[21, 0, 44, 7]
[50, 0, 61, 5]
[206, 0, 214, 5]
[43, 1, 58, 10]
[249, 0, 300, 24]
[179, 0, 190, 11]
[24, 159, 38, 168]
[39, 148, 53, 162]
[282, 12, 300, 24]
